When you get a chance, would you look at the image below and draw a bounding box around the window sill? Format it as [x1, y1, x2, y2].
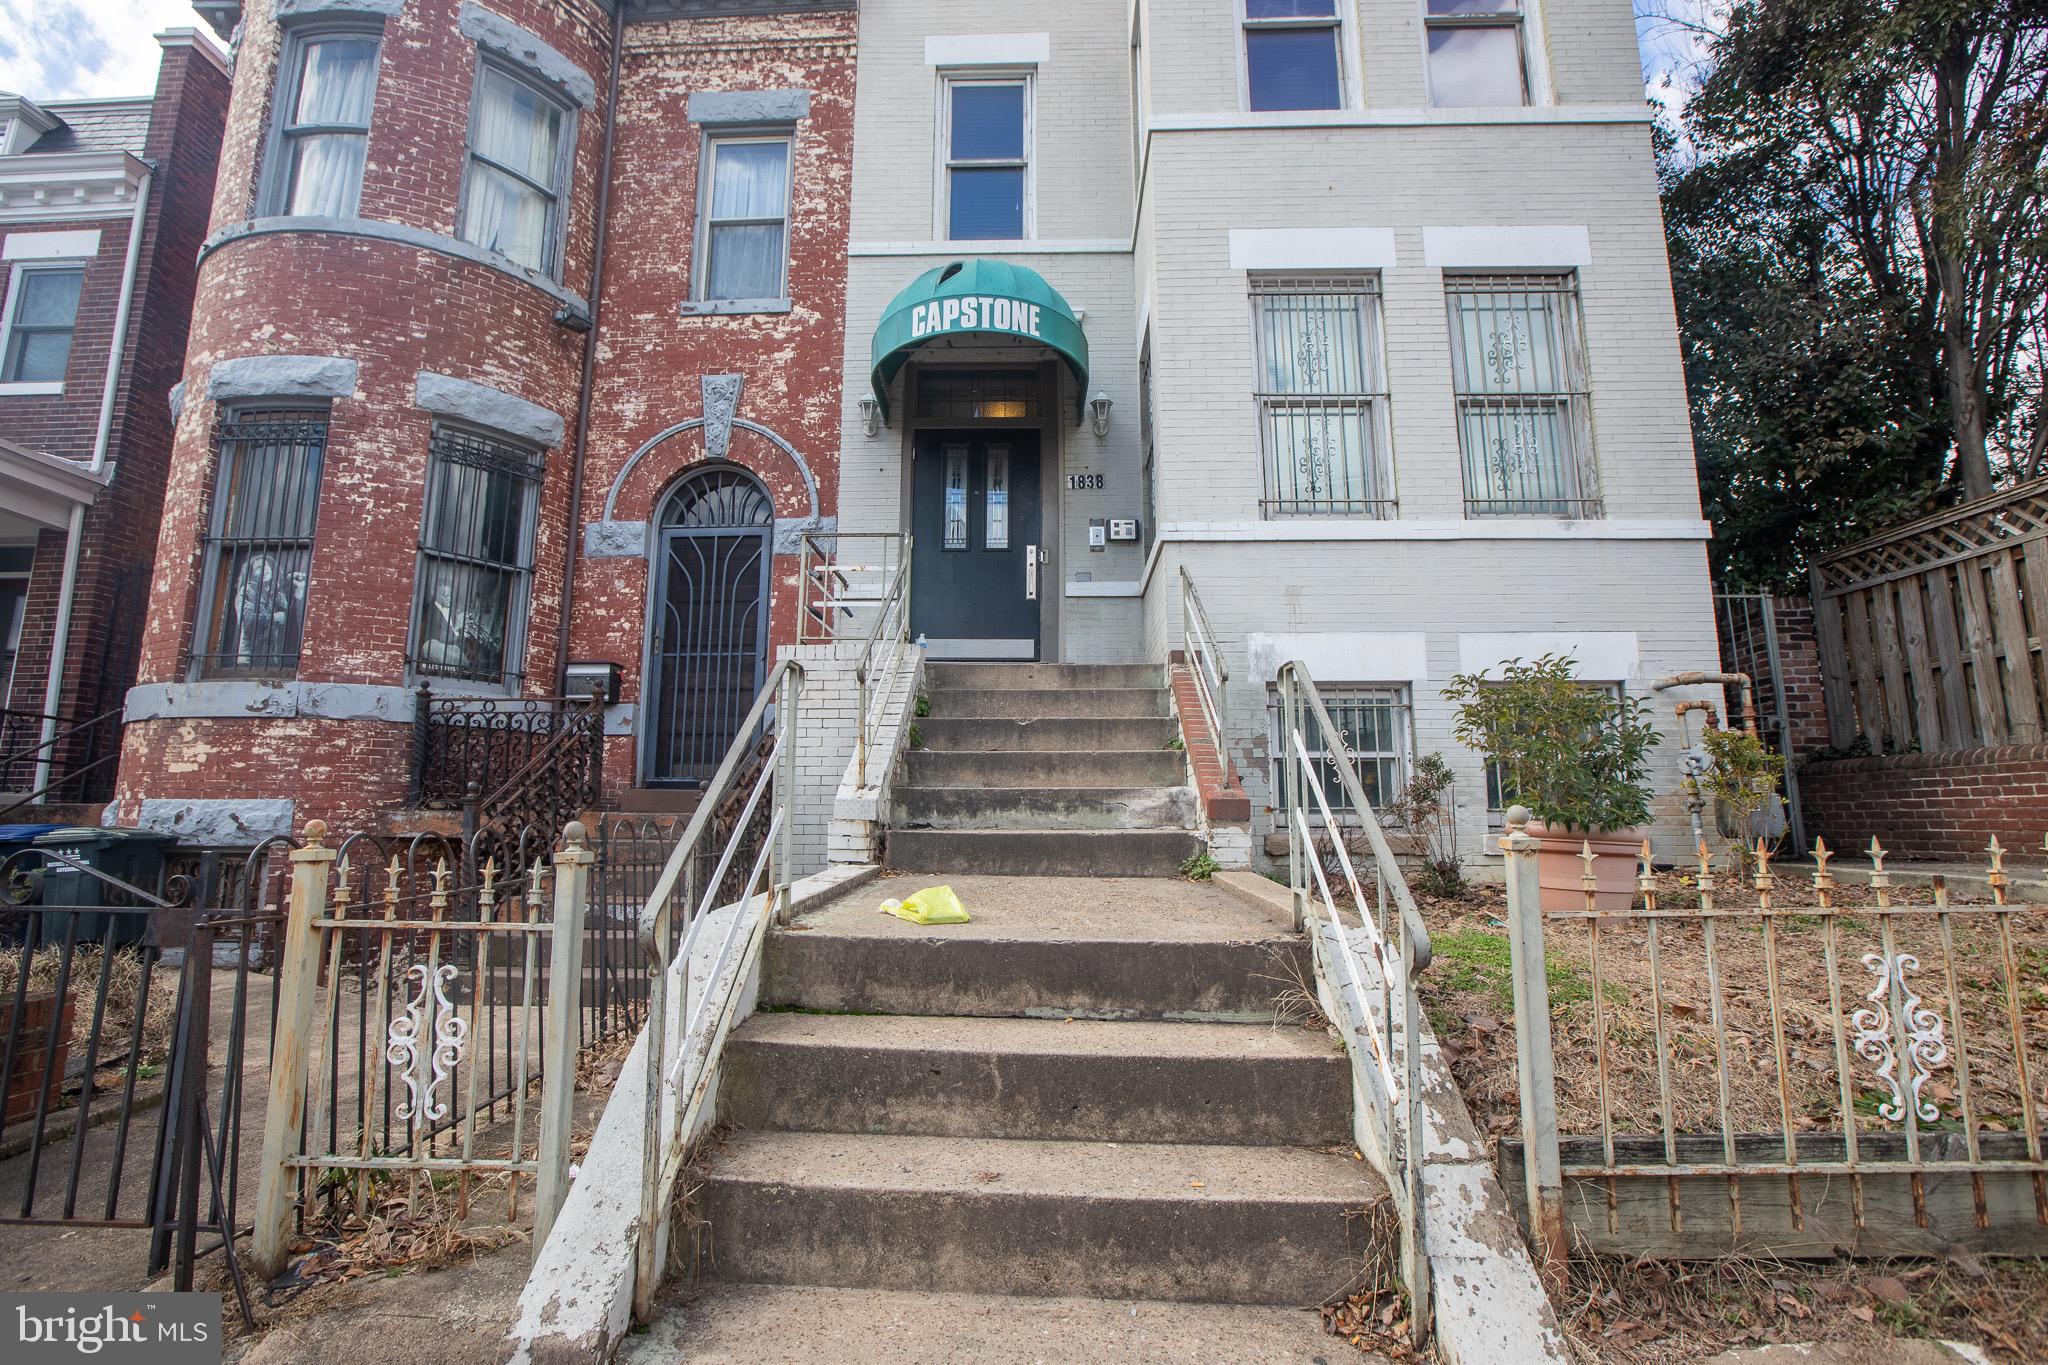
[678, 297, 792, 317]
[0, 381, 64, 397]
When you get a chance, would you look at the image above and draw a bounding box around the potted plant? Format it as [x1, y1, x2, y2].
[1445, 654, 1661, 912]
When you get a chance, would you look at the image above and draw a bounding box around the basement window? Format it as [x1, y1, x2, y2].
[1272, 685, 1412, 814]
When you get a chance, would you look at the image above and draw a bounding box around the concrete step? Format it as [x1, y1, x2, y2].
[892, 786, 1199, 832]
[621, 1283, 1348, 1365]
[885, 828, 1202, 876]
[926, 661, 1164, 691]
[722, 1013, 1349, 1146]
[923, 687, 1168, 720]
[763, 874, 1305, 1021]
[905, 748, 1187, 788]
[914, 716, 1178, 752]
[697, 1130, 1378, 1306]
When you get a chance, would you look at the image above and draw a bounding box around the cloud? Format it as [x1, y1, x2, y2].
[0, 0, 223, 102]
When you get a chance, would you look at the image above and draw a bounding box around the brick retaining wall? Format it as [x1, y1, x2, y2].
[1799, 745, 2048, 863]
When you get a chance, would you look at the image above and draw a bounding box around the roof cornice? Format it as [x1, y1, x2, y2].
[0, 150, 151, 224]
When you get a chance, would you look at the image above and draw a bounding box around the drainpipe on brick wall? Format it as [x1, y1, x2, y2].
[34, 164, 153, 796]
[554, 5, 624, 694]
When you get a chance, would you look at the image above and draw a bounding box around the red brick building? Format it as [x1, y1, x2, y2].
[108, 0, 854, 839]
[0, 33, 231, 814]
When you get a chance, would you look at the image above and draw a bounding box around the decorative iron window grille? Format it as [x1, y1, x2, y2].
[1445, 273, 1600, 518]
[914, 369, 1039, 421]
[409, 424, 544, 688]
[1250, 274, 1394, 518]
[1273, 684, 1412, 813]
[193, 410, 329, 679]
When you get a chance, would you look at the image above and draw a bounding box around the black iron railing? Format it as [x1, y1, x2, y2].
[409, 686, 603, 814]
[0, 708, 124, 818]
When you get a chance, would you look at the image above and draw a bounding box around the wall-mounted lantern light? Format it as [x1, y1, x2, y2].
[1088, 392, 1113, 439]
[858, 395, 882, 438]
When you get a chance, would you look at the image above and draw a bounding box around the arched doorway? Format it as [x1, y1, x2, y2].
[643, 467, 772, 786]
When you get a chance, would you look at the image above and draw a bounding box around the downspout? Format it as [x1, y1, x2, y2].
[34, 162, 152, 796]
[554, 2, 624, 694]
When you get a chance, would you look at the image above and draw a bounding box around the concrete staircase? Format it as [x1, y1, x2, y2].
[886, 662, 1204, 877]
[637, 873, 1380, 1358]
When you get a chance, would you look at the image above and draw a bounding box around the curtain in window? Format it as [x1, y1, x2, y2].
[412, 430, 540, 685]
[286, 36, 377, 217]
[1253, 286, 1383, 513]
[705, 140, 788, 300]
[202, 413, 327, 676]
[1446, 280, 1585, 513]
[461, 69, 562, 272]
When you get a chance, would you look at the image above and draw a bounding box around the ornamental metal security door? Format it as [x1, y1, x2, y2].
[646, 469, 773, 787]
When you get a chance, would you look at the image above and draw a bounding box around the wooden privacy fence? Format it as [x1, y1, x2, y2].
[1499, 812, 2046, 1269]
[1810, 478, 2048, 752]
[250, 819, 594, 1277]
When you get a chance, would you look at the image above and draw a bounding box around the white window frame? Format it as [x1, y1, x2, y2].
[693, 131, 793, 307]
[457, 56, 577, 280]
[1421, 0, 1547, 109]
[0, 261, 85, 394]
[935, 70, 1035, 243]
[1271, 683, 1415, 819]
[1249, 273, 1395, 518]
[1444, 270, 1599, 518]
[1237, 0, 1354, 114]
[260, 20, 383, 218]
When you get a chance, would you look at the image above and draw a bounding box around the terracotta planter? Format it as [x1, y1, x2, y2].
[1526, 821, 1646, 914]
[2, 991, 76, 1126]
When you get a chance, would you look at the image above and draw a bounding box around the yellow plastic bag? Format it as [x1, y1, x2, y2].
[879, 885, 970, 925]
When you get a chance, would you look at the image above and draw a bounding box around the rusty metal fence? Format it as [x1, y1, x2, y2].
[1501, 812, 2046, 1268]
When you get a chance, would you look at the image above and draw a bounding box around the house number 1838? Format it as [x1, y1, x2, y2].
[1067, 473, 1105, 490]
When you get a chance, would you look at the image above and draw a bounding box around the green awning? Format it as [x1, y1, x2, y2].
[870, 259, 1090, 422]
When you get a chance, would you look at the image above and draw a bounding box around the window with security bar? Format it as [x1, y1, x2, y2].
[1251, 275, 1393, 517]
[194, 409, 329, 678]
[1273, 685, 1412, 814]
[1445, 273, 1599, 517]
[410, 425, 544, 688]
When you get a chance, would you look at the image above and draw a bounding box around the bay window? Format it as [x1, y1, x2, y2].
[460, 63, 571, 276]
[1424, 0, 1530, 107]
[409, 424, 543, 689]
[1243, 0, 1345, 111]
[699, 136, 791, 304]
[1445, 273, 1597, 516]
[1251, 275, 1392, 517]
[270, 28, 380, 217]
[195, 409, 329, 678]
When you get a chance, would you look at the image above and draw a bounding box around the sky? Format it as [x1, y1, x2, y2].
[2, 0, 1713, 112]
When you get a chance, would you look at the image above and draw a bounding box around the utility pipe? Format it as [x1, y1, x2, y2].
[553, 4, 624, 695]
[34, 162, 151, 795]
[1651, 669, 1756, 736]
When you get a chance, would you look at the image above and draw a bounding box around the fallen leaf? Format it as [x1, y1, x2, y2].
[1864, 1276, 1910, 1305]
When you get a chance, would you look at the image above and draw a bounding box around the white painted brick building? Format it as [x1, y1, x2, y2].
[833, 0, 1721, 864]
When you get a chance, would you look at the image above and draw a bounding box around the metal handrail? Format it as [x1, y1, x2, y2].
[1276, 660, 1433, 1348]
[1179, 566, 1228, 762]
[853, 538, 913, 790]
[0, 707, 122, 820]
[631, 659, 801, 1317]
[798, 531, 907, 643]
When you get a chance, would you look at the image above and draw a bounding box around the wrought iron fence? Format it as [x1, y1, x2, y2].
[0, 840, 286, 1321]
[250, 819, 597, 1276]
[1276, 661, 1433, 1348]
[410, 686, 603, 815]
[1501, 817, 2048, 1265]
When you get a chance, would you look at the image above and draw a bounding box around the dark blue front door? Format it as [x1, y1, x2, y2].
[910, 431, 1041, 660]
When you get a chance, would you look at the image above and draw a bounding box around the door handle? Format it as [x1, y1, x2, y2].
[1025, 543, 1038, 601]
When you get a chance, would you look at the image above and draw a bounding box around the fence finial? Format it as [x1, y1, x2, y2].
[563, 819, 588, 850]
[1868, 837, 1890, 908]
[1987, 836, 2008, 906]
[1753, 838, 1774, 910]
[1637, 839, 1656, 911]
[1579, 840, 1598, 912]
[302, 818, 327, 846]
[1695, 839, 1715, 912]
[1811, 837, 1834, 907]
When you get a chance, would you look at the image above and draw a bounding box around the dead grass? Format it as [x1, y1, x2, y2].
[1554, 1251, 2048, 1364]
[1322, 1193, 1429, 1360]
[0, 943, 180, 1071]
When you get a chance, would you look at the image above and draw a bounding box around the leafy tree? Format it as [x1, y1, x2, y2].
[1658, 0, 2048, 582]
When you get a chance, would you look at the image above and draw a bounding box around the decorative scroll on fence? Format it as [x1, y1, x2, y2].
[1501, 813, 2046, 1266]
[1810, 478, 2048, 753]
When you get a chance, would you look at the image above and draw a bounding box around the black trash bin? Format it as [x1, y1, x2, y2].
[30, 827, 177, 948]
